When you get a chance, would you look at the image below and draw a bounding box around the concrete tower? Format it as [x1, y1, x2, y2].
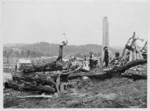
[102, 16, 109, 51]
[98, 16, 109, 67]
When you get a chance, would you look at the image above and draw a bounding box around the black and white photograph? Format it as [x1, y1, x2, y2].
[2, 0, 148, 108]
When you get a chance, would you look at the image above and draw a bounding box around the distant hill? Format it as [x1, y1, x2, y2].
[3, 43, 27, 48]
[3, 42, 123, 58]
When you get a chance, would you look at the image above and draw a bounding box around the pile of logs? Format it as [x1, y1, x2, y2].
[7, 65, 83, 93]
[8, 73, 57, 93]
[7, 58, 147, 93]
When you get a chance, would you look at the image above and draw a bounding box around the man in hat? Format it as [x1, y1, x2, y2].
[103, 47, 109, 67]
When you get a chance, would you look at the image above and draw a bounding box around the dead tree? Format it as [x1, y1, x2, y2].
[115, 32, 144, 66]
[140, 41, 147, 52]
[68, 59, 147, 80]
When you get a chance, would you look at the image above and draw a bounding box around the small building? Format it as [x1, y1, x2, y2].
[17, 59, 32, 70]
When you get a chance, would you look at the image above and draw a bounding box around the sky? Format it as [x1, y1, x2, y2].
[2, 1, 148, 47]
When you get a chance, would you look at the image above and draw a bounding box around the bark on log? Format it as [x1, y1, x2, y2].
[9, 66, 83, 93]
[13, 75, 56, 87]
[121, 74, 147, 80]
[13, 65, 83, 85]
[108, 59, 147, 74]
[68, 59, 147, 80]
[22, 61, 63, 73]
[7, 81, 56, 93]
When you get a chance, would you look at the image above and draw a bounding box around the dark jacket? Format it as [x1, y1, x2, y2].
[104, 50, 109, 61]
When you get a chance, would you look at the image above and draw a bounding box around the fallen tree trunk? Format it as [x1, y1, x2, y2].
[121, 73, 147, 80]
[8, 81, 56, 93]
[107, 59, 147, 74]
[33, 62, 63, 72]
[21, 61, 63, 73]
[13, 75, 56, 87]
[68, 59, 147, 80]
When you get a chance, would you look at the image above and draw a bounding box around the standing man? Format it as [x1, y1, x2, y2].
[103, 47, 109, 67]
[89, 52, 94, 69]
[56, 40, 68, 62]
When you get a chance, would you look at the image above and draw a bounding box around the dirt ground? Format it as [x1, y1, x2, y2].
[4, 73, 147, 108]
[3, 59, 147, 108]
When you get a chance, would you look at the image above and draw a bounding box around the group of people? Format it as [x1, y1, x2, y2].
[55, 32, 147, 92]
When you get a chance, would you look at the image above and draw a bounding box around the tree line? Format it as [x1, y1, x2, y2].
[3, 48, 43, 58]
[3, 42, 121, 59]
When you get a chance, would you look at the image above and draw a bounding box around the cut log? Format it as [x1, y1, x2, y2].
[20, 61, 63, 73]
[34, 62, 63, 72]
[17, 94, 53, 99]
[68, 59, 147, 80]
[7, 81, 56, 93]
[13, 75, 56, 87]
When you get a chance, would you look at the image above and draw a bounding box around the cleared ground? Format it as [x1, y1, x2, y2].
[4, 67, 147, 108]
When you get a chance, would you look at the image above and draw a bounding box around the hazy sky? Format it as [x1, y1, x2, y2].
[2, 1, 148, 46]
